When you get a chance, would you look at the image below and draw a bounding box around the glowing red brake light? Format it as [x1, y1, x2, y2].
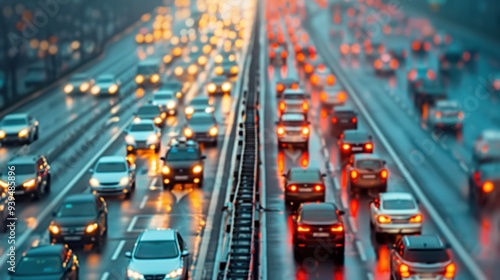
[365, 143, 373, 150]
[351, 117, 357, 123]
[288, 185, 297, 192]
[330, 225, 343, 232]
[390, 59, 399, 69]
[412, 41, 421, 51]
[276, 84, 284, 92]
[279, 101, 286, 111]
[463, 51, 471, 61]
[427, 70, 436, 80]
[327, 75, 335, 85]
[281, 50, 288, 58]
[483, 181, 494, 193]
[445, 263, 456, 278]
[297, 225, 310, 232]
[297, 52, 305, 62]
[380, 169, 388, 179]
[423, 42, 431, 51]
[374, 60, 383, 69]
[314, 185, 323, 192]
[342, 144, 351, 151]
[270, 50, 275, 58]
[350, 170, 358, 179]
[331, 117, 337, 123]
[291, 83, 299, 89]
[407, 70, 417, 81]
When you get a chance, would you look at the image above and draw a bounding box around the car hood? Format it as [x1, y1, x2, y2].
[136, 113, 157, 119]
[1, 174, 34, 186]
[168, 160, 197, 169]
[129, 132, 155, 141]
[128, 258, 182, 275]
[96, 82, 114, 88]
[188, 124, 213, 132]
[0, 125, 28, 134]
[11, 274, 64, 280]
[92, 172, 127, 183]
[53, 216, 96, 227]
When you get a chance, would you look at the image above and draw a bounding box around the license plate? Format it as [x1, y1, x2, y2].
[352, 147, 363, 151]
[175, 175, 189, 180]
[313, 232, 330, 237]
[362, 175, 376, 179]
[299, 188, 312, 192]
[340, 119, 349, 123]
[64, 236, 81, 241]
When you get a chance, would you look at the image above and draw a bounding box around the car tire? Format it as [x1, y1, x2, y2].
[34, 128, 39, 141]
[379, 184, 387, 193]
[155, 145, 161, 154]
[32, 186, 42, 201]
[94, 235, 104, 253]
[125, 191, 131, 199]
[335, 247, 345, 265]
[303, 141, 309, 150]
[375, 231, 384, 243]
[45, 174, 51, 193]
[197, 179, 203, 188]
[163, 183, 172, 191]
[131, 180, 136, 190]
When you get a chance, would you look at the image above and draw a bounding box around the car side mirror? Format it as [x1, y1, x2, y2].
[201, 155, 206, 159]
[125, 252, 132, 258]
[181, 250, 190, 257]
[337, 210, 345, 215]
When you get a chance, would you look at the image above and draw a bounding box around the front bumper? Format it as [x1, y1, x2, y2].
[278, 135, 308, 144]
[162, 174, 203, 185]
[0, 134, 30, 143]
[51, 232, 99, 245]
[127, 140, 160, 152]
[91, 185, 130, 195]
[11, 185, 38, 196]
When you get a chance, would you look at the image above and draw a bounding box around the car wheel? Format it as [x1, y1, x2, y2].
[45, 175, 51, 193]
[131, 180, 136, 190]
[32, 186, 42, 201]
[303, 141, 309, 150]
[155, 145, 161, 154]
[163, 183, 172, 191]
[375, 231, 384, 243]
[34, 128, 39, 141]
[335, 247, 345, 265]
[124, 191, 131, 199]
[197, 179, 203, 188]
[94, 235, 104, 253]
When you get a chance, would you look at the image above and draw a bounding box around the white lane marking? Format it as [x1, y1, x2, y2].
[355, 240, 367, 262]
[126, 216, 139, 232]
[139, 195, 149, 209]
[348, 216, 357, 233]
[150, 177, 158, 189]
[460, 161, 469, 172]
[320, 138, 326, 147]
[341, 194, 348, 209]
[367, 272, 374, 280]
[322, 146, 330, 159]
[111, 240, 126, 261]
[100, 272, 109, 280]
[328, 162, 334, 173]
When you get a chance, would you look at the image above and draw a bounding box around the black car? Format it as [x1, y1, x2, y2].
[160, 138, 206, 190]
[390, 235, 455, 280]
[0, 155, 51, 200]
[162, 81, 184, 100]
[338, 130, 373, 165]
[134, 104, 167, 127]
[469, 162, 500, 209]
[330, 106, 357, 137]
[283, 167, 326, 207]
[292, 203, 345, 263]
[407, 66, 436, 93]
[473, 130, 500, 165]
[411, 79, 447, 113]
[49, 194, 108, 251]
[9, 244, 79, 280]
[275, 77, 300, 98]
[439, 43, 464, 75]
[0, 188, 8, 232]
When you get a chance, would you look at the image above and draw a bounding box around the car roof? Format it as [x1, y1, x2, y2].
[403, 235, 445, 249]
[190, 111, 214, 119]
[289, 167, 321, 182]
[477, 162, 500, 177]
[97, 156, 126, 163]
[3, 113, 28, 120]
[131, 119, 156, 126]
[97, 74, 114, 79]
[353, 153, 382, 161]
[481, 130, 500, 140]
[191, 96, 209, 102]
[139, 229, 176, 241]
[154, 90, 174, 96]
[8, 155, 38, 164]
[333, 106, 355, 113]
[63, 193, 96, 203]
[435, 100, 459, 108]
[380, 192, 415, 201]
[212, 75, 226, 81]
[25, 244, 65, 257]
[281, 113, 305, 122]
[343, 130, 371, 141]
[300, 202, 337, 212]
[139, 58, 160, 65]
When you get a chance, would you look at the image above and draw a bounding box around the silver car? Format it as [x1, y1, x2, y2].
[0, 113, 39, 145]
[346, 154, 388, 194]
[428, 100, 463, 131]
[276, 113, 310, 149]
[319, 84, 347, 109]
[278, 89, 309, 116]
[125, 229, 190, 280]
[370, 192, 423, 239]
[183, 112, 218, 145]
[89, 156, 136, 199]
[125, 120, 161, 154]
[152, 90, 178, 116]
[472, 129, 500, 165]
[184, 96, 214, 117]
[91, 74, 121, 96]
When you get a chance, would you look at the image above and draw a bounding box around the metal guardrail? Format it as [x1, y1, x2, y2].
[218, 1, 261, 278]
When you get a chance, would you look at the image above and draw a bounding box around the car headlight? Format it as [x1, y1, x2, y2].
[135, 75, 145, 84]
[148, 134, 159, 142]
[23, 179, 36, 188]
[0, 204, 4, 211]
[109, 84, 118, 94]
[162, 165, 170, 174]
[207, 83, 217, 93]
[215, 66, 223, 75]
[222, 82, 231, 92]
[167, 101, 176, 109]
[198, 56, 207, 65]
[163, 54, 173, 64]
[91, 86, 100, 95]
[184, 128, 193, 137]
[176, 91, 182, 99]
[166, 268, 184, 279]
[150, 74, 160, 83]
[0, 130, 5, 139]
[193, 164, 203, 174]
[18, 129, 29, 138]
[49, 225, 60, 234]
[80, 82, 90, 92]
[119, 177, 130, 187]
[205, 107, 214, 113]
[188, 65, 198, 75]
[209, 126, 218, 136]
[89, 178, 100, 187]
[85, 223, 98, 233]
[174, 67, 183, 76]
[154, 117, 163, 124]
[185, 107, 194, 115]
[127, 268, 144, 280]
[0, 180, 8, 189]
[126, 135, 135, 144]
[230, 66, 239, 74]
[64, 84, 74, 93]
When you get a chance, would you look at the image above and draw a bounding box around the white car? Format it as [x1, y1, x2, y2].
[370, 192, 422, 240]
[152, 90, 178, 116]
[125, 229, 190, 280]
[91, 74, 121, 96]
[278, 89, 309, 116]
[89, 156, 136, 199]
[125, 120, 161, 154]
[0, 114, 39, 145]
[319, 84, 347, 109]
[184, 96, 214, 117]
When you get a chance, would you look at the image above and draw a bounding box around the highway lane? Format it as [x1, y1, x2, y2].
[306, 0, 497, 278]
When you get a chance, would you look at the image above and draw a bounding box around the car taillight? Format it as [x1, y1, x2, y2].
[482, 181, 494, 193]
[377, 215, 391, 223]
[279, 101, 286, 111]
[304, 64, 314, 74]
[445, 263, 456, 278]
[351, 44, 361, 54]
[277, 126, 285, 135]
[457, 111, 464, 120]
[427, 70, 436, 80]
[409, 214, 423, 223]
[330, 225, 343, 232]
[302, 127, 310, 135]
[374, 59, 383, 69]
[288, 185, 297, 192]
[365, 143, 373, 150]
[281, 50, 288, 58]
[390, 59, 399, 69]
[493, 80, 500, 90]
[302, 102, 309, 111]
[340, 44, 349, 55]
[297, 225, 310, 232]
[270, 50, 275, 58]
[350, 170, 358, 179]
[412, 41, 421, 51]
[423, 42, 431, 51]
[314, 185, 323, 192]
[351, 117, 357, 123]
[327, 75, 335, 85]
[297, 52, 305, 62]
[380, 169, 388, 179]
[342, 144, 351, 151]
[276, 84, 284, 92]
[338, 91, 347, 102]
[310, 74, 319, 85]
[399, 264, 410, 277]
[407, 69, 417, 81]
[435, 112, 442, 119]
[463, 51, 471, 61]
[473, 171, 481, 183]
[320, 92, 327, 101]
[291, 83, 299, 89]
[331, 117, 338, 123]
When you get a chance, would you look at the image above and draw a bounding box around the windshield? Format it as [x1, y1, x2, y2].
[70, 76, 87, 82]
[282, 120, 304, 126]
[96, 162, 127, 173]
[2, 118, 27, 126]
[163, 82, 181, 89]
[190, 99, 209, 106]
[154, 93, 173, 100]
[7, 164, 34, 175]
[97, 77, 113, 83]
[356, 160, 382, 170]
[188, 115, 213, 125]
[137, 106, 160, 115]
[301, 209, 337, 222]
[382, 199, 416, 210]
[284, 93, 306, 100]
[130, 124, 155, 132]
[57, 201, 96, 217]
[134, 240, 179, 259]
[16, 256, 62, 275]
[138, 65, 159, 73]
[166, 150, 199, 160]
[404, 249, 449, 263]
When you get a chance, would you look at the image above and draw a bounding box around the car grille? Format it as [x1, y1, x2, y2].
[173, 168, 190, 175]
[100, 182, 119, 186]
[136, 140, 147, 147]
[5, 133, 19, 137]
[144, 274, 166, 280]
[60, 226, 85, 234]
